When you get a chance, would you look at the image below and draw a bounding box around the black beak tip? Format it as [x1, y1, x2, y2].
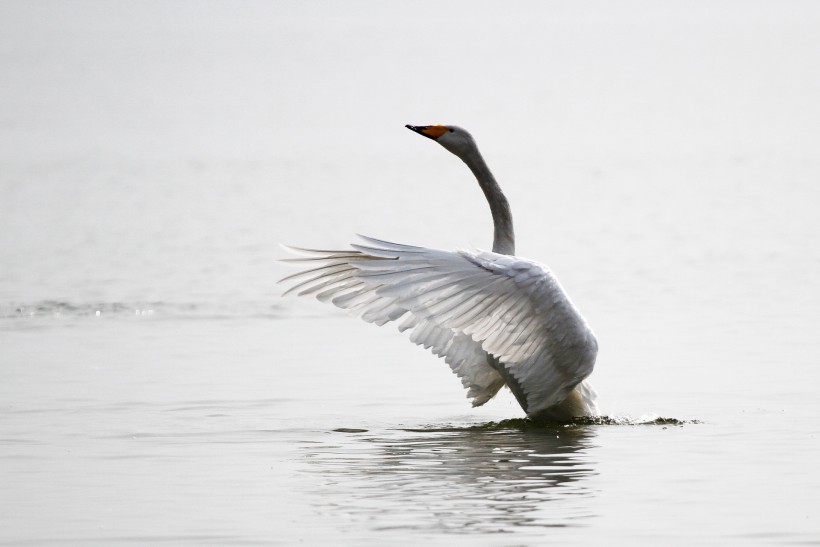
[406, 124, 436, 140]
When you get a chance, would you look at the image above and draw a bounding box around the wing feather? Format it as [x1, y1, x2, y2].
[280, 236, 597, 415]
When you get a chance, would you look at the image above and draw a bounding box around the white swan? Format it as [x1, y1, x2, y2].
[280, 124, 598, 421]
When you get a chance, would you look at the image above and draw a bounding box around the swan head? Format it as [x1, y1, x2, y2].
[406, 124, 477, 158]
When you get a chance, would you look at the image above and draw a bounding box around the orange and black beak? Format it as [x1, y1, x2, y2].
[406, 124, 448, 140]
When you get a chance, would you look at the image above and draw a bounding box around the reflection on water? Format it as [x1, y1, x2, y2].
[303, 425, 598, 534]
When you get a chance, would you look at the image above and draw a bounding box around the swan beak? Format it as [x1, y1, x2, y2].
[406, 124, 448, 140]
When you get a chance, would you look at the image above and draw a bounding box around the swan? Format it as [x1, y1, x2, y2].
[280, 124, 598, 421]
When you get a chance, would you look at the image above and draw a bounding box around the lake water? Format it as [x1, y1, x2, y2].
[2, 1, 820, 544]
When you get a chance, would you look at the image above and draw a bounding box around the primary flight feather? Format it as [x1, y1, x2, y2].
[280, 124, 598, 421]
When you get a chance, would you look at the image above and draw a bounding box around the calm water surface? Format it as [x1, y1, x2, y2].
[2, 1, 820, 545]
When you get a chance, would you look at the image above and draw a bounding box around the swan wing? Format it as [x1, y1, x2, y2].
[280, 241, 505, 405]
[280, 236, 597, 414]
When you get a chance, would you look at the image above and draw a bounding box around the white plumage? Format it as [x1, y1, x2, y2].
[281, 124, 598, 421]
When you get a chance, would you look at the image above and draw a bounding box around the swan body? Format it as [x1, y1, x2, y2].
[281, 124, 598, 421]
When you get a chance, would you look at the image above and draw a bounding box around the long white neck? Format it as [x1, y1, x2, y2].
[460, 147, 515, 255]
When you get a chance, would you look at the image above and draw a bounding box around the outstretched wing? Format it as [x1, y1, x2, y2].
[279, 236, 597, 415]
[279, 241, 505, 406]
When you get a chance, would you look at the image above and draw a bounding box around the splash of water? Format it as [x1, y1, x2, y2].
[400, 415, 701, 434]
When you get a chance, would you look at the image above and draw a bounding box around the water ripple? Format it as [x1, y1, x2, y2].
[0, 299, 283, 322]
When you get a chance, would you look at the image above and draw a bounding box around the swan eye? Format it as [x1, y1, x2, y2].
[448, 128, 454, 133]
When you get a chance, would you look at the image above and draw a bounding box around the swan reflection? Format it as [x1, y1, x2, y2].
[302, 424, 599, 534]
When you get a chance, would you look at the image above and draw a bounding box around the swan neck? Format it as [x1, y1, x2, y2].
[462, 147, 515, 255]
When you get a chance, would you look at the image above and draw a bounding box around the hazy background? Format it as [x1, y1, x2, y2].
[1, 1, 819, 544]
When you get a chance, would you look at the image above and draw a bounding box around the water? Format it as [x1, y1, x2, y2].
[2, 1, 820, 544]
